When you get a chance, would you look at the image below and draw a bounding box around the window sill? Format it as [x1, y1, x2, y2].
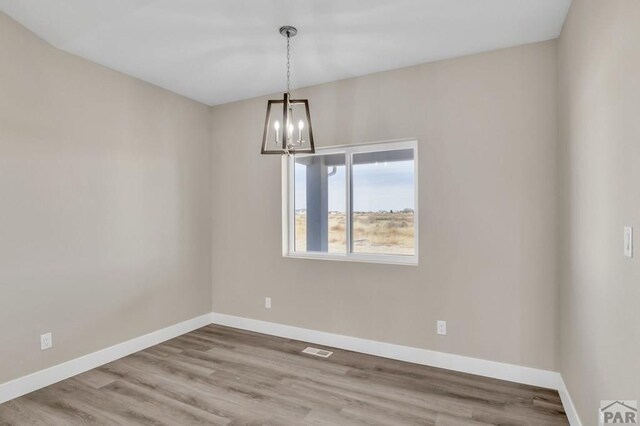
[283, 252, 418, 266]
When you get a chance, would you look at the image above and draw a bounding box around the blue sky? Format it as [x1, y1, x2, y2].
[295, 160, 414, 212]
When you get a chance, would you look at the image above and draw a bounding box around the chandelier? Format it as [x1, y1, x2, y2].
[261, 26, 315, 155]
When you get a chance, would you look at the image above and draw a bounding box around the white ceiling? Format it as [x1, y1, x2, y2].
[0, 0, 571, 106]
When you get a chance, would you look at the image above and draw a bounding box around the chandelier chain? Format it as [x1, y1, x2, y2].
[286, 33, 291, 95]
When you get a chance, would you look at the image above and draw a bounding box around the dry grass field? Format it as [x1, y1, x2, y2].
[295, 211, 415, 255]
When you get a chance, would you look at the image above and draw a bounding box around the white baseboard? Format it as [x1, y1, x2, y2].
[0, 313, 211, 405]
[558, 376, 583, 426]
[209, 312, 560, 390]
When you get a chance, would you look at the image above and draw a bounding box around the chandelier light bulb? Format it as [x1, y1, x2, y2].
[273, 120, 280, 143]
[286, 122, 294, 149]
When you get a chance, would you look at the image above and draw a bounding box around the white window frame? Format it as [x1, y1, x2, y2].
[282, 139, 418, 266]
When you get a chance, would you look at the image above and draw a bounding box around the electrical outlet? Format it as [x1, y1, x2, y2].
[624, 226, 633, 258]
[265, 297, 272, 309]
[437, 321, 447, 336]
[40, 332, 52, 350]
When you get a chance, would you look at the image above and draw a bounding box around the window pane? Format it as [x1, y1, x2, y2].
[351, 149, 415, 255]
[294, 153, 346, 253]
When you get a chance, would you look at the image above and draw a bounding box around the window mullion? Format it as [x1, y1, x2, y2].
[288, 156, 295, 254]
[345, 151, 353, 255]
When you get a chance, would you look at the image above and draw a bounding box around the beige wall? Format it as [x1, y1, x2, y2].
[558, 0, 640, 423]
[0, 12, 212, 383]
[210, 41, 559, 371]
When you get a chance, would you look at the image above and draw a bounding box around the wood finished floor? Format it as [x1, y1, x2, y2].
[0, 325, 568, 425]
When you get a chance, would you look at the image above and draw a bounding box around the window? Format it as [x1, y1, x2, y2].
[284, 140, 418, 265]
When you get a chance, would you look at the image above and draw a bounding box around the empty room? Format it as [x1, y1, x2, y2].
[0, 0, 638, 425]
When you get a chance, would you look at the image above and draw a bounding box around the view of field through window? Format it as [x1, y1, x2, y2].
[294, 148, 415, 256]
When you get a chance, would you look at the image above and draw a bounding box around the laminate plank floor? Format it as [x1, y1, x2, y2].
[0, 325, 569, 425]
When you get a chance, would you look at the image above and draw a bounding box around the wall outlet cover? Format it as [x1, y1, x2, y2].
[40, 333, 52, 350]
[265, 297, 272, 309]
[437, 320, 447, 336]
